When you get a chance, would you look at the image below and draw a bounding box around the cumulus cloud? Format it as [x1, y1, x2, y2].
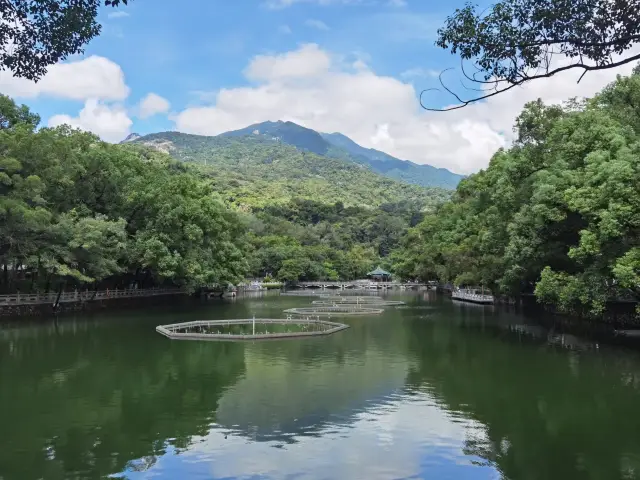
[107, 11, 130, 19]
[305, 19, 330, 30]
[137, 93, 170, 119]
[244, 44, 331, 82]
[0, 55, 129, 101]
[49, 99, 133, 143]
[266, 0, 363, 8]
[173, 44, 635, 174]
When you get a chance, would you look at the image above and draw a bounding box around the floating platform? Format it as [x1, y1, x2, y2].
[280, 291, 331, 297]
[284, 306, 384, 316]
[451, 291, 494, 304]
[156, 318, 349, 341]
[312, 298, 405, 306]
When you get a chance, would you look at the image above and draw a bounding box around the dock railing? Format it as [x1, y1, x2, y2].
[451, 290, 494, 303]
[0, 287, 185, 306]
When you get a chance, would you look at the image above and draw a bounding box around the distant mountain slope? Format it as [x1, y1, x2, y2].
[321, 132, 464, 190]
[130, 131, 451, 209]
[219, 120, 463, 189]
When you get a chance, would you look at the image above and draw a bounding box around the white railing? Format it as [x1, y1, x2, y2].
[296, 281, 426, 286]
[0, 287, 185, 306]
[451, 290, 494, 303]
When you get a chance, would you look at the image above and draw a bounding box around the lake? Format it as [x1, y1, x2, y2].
[2, 291, 640, 480]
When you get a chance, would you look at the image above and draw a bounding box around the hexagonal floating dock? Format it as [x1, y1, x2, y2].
[283, 306, 384, 316]
[311, 297, 405, 306]
[156, 318, 349, 341]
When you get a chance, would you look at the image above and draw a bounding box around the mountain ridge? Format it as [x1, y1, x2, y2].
[212, 120, 463, 189]
[127, 130, 451, 209]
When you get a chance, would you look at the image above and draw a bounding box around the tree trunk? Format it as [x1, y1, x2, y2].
[44, 273, 52, 294]
[142, 269, 151, 289]
[90, 282, 99, 301]
[53, 283, 64, 311]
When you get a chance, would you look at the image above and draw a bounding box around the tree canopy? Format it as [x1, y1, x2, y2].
[428, 0, 640, 110]
[0, 94, 439, 292]
[396, 69, 640, 319]
[0, 0, 129, 80]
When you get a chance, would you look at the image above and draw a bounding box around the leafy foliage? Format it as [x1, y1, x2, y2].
[396, 70, 640, 318]
[0, 98, 245, 292]
[166, 120, 463, 189]
[132, 131, 451, 209]
[0, 97, 445, 290]
[0, 0, 129, 80]
[431, 0, 640, 110]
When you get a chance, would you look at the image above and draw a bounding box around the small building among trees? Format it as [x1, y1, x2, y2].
[367, 266, 392, 282]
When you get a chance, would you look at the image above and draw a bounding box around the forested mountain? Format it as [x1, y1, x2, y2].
[217, 120, 464, 189]
[127, 130, 450, 282]
[130, 131, 450, 209]
[1, 96, 448, 295]
[320, 132, 463, 189]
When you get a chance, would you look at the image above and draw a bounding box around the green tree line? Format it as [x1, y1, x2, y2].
[394, 68, 640, 318]
[0, 96, 433, 293]
[0, 96, 246, 294]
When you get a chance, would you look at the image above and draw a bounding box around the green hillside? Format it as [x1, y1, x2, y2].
[131, 131, 450, 209]
[128, 131, 450, 281]
[218, 120, 464, 189]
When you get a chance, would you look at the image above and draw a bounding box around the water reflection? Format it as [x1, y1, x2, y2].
[2, 295, 640, 479]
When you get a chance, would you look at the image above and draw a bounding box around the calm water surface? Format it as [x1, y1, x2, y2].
[2, 292, 640, 480]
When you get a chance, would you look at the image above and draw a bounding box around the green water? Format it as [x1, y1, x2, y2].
[2, 292, 640, 480]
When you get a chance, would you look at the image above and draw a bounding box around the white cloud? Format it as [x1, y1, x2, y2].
[278, 24, 293, 34]
[48, 99, 133, 143]
[266, 0, 363, 8]
[305, 19, 330, 30]
[0, 55, 129, 101]
[387, 0, 406, 5]
[244, 43, 331, 82]
[400, 67, 440, 79]
[137, 93, 170, 119]
[173, 44, 635, 174]
[107, 11, 130, 19]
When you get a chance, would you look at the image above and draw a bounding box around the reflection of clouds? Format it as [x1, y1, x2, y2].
[121, 391, 499, 480]
[213, 346, 414, 441]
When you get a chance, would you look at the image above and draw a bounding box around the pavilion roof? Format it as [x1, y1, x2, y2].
[367, 266, 391, 276]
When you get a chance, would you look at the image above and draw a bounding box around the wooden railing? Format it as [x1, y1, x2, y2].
[0, 287, 185, 306]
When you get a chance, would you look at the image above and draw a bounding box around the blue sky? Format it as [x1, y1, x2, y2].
[79, 0, 464, 134]
[1, 0, 632, 173]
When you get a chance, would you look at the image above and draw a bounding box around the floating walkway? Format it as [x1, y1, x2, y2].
[451, 290, 494, 305]
[284, 306, 384, 316]
[156, 318, 349, 341]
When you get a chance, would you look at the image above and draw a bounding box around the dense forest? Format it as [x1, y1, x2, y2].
[6, 66, 640, 318]
[0, 96, 446, 293]
[393, 68, 640, 317]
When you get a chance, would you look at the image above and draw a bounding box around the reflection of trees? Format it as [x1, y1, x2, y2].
[215, 310, 416, 442]
[0, 315, 246, 480]
[405, 313, 640, 480]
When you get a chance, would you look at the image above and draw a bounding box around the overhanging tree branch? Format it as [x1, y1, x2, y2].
[427, 0, 640, 110]
[422, 52, 640, 112]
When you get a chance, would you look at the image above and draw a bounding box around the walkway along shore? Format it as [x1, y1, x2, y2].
[0, 287, 186, 317]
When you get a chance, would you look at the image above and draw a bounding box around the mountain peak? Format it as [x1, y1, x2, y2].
[220, 120, 329, 156]
[120, 133, 141, 143]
